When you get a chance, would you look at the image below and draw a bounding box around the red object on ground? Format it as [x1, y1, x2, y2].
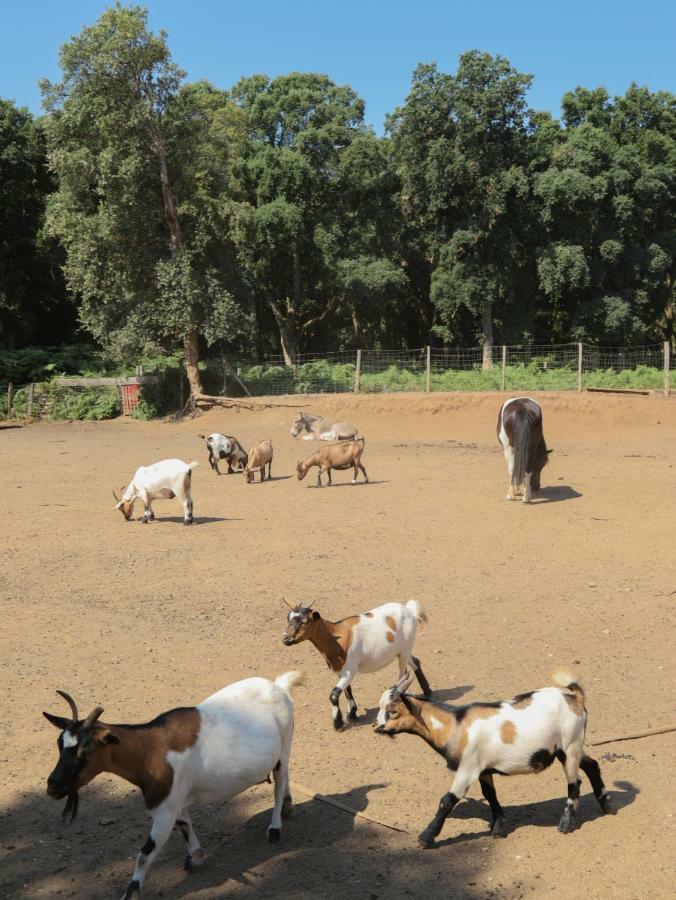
[119, 383, 140, 415]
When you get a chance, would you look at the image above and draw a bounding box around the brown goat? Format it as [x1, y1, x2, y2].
[296, 438, 367, 487]
[244, 439, 273, 483]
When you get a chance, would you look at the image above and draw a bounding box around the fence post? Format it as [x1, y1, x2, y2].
[501, 345, 507, 391]
[354, 349, 362, 393]
[426, 346, 431, 393]
[7, 382, 13, 418]
[577, 343, 583, 393]
[664, 342, 670, 398]
[27, 383, 34, 419]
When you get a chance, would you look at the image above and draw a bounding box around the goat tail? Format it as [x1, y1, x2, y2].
[511, 410, 531, 488]
[187, 461, 200, 471]
[405, 599, 428, 625]
[275, 671, 306, 699]
[551, 668, 586, 701]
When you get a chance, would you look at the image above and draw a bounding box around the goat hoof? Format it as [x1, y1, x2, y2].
[267, 827, 281, 844]
[332, 714, 344, 731]
[417, 830, 436, 849]
[282, 796, 293, 819]
[184, 519, 193, 526]
[347, 707, 358, 721]
[491, 816, 507, 838]
[121, 879, 140, 899]
[557, 811, 576, 834]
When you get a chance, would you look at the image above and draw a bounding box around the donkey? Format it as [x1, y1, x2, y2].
[497, 398, 551, 502]
[290, 411, 358, 441]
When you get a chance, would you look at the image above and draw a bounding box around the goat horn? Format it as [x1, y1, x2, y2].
[56, 690, 79, 722]
[282, 597, 294, 609]
[306, 599, 316, 610]
[112, 489, 120, 502]
[83, 706, 104, 729]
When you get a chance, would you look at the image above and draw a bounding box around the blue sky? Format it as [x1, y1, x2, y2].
[1, 0, 674, 130]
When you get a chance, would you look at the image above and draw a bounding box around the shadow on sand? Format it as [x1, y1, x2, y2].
[0, 780, 489, 899]
[532, 485, 582, 504]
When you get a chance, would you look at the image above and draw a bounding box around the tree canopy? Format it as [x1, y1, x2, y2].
[2, 4, 674, 388]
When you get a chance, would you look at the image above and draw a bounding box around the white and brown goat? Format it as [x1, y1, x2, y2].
[43, 674, 303, 898]
[244, 439, 273, 483]
[198, 433, 247, 475]
[374, 670, 615, 847]
[282, 599, 430, 729]
[296, 438, 368, 487]
[114, 459, 198, 525]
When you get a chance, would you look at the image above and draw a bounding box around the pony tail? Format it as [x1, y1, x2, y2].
[511, 412, 531, 488]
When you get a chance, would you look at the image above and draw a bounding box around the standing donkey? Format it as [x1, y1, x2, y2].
[497, 398, 551, 502]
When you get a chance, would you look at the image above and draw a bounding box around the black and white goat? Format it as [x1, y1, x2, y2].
[374, 670, 615, 847]
[198, 433, 247, 475]
[43, 674, 303, 898]
[114, 459, 197, 525]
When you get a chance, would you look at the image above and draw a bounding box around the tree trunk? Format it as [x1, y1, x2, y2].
[351, 306, 361, 341]
[183, 330, 203, 399]
[482, 301, 494, 370]
[269, 300, 300, 366]
[664, 272, 674, 350]
[151, 124, 204, 396]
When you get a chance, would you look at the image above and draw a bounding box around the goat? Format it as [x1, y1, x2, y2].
[198, 433, 247, 475]
[282, 599, 430, 730]
[43, 673, 304, 898]
[374, 669, 615, 847]
[497, 398, 551, 502]
[296, 438, 367, 487]
[244, 439, 273, 483]
[291, 411, 358, 441]
[113, 459, 198, 525]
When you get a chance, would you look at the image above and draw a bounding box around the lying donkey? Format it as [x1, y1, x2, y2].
[290, 411, 358, 441]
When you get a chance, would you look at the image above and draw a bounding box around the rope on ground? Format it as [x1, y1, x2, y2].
[590, 724, 676, 746]
[290, 780, 409, 834]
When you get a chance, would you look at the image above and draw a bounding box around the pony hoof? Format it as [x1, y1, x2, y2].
[267, 827, 281, 844]
[557, 811, 576, 834]
[600, 795, 616, 815]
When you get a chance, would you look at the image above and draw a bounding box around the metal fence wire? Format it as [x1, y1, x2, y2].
[212, 342, 672, 398]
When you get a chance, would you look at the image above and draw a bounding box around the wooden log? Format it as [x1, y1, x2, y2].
[586, 387, 650, 396]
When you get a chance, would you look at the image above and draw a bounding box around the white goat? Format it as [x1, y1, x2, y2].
[374, 669, 616, 846]
[282, 599, 430, 729]
[43, 673, 304, 898]
[113, 459, 198, 525]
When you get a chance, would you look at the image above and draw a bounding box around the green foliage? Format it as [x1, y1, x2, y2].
[1, 382, 120, 420]
[0, 344, 107, 386]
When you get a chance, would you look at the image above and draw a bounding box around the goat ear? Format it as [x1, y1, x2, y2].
[92, 727, 118, 746]
[198, 433, 205, 440]
[43, 712, 72, 730]
[547, 448, 554, 454]
[312, 611, 321, 620]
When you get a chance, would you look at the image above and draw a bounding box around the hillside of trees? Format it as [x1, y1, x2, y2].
[1, 5, 674, 396]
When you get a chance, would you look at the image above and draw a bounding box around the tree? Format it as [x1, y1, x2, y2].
[0, 100, 71, 348]
[231, 72, 404, 362]
[388, 52, 534, 365]
[41, 4, 250, 398]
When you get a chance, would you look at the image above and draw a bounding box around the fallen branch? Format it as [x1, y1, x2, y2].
[590, 724, 676, 746]
[290, 780, 409, 833]
[586, 387, 650, 395]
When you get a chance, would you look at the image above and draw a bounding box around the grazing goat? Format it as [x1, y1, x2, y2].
[291, 411, 358, 441]
[296, 438, 368, 487]
[497, 397, 551, 502]
[374, 670, 615, 847]
[43, 673, 304, 898]
[198, 433, 247, 475]
[114, 459, 198, 525]
[244, 439, 273, 483]
[282, 599, 430, 730]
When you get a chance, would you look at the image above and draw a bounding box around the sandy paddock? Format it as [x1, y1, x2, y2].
[0, 390, 674, 899]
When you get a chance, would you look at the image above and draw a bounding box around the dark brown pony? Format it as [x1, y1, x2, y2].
[497, 398, 550, 502]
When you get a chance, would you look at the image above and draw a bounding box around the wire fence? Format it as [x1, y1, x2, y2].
[3, 342, 672, 420]
[214, 342, 673, 398]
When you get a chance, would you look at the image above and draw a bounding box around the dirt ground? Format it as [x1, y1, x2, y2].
[1, 390, 674, 900]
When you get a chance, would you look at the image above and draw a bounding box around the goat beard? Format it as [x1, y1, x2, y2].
[61, 790, 79, 824]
